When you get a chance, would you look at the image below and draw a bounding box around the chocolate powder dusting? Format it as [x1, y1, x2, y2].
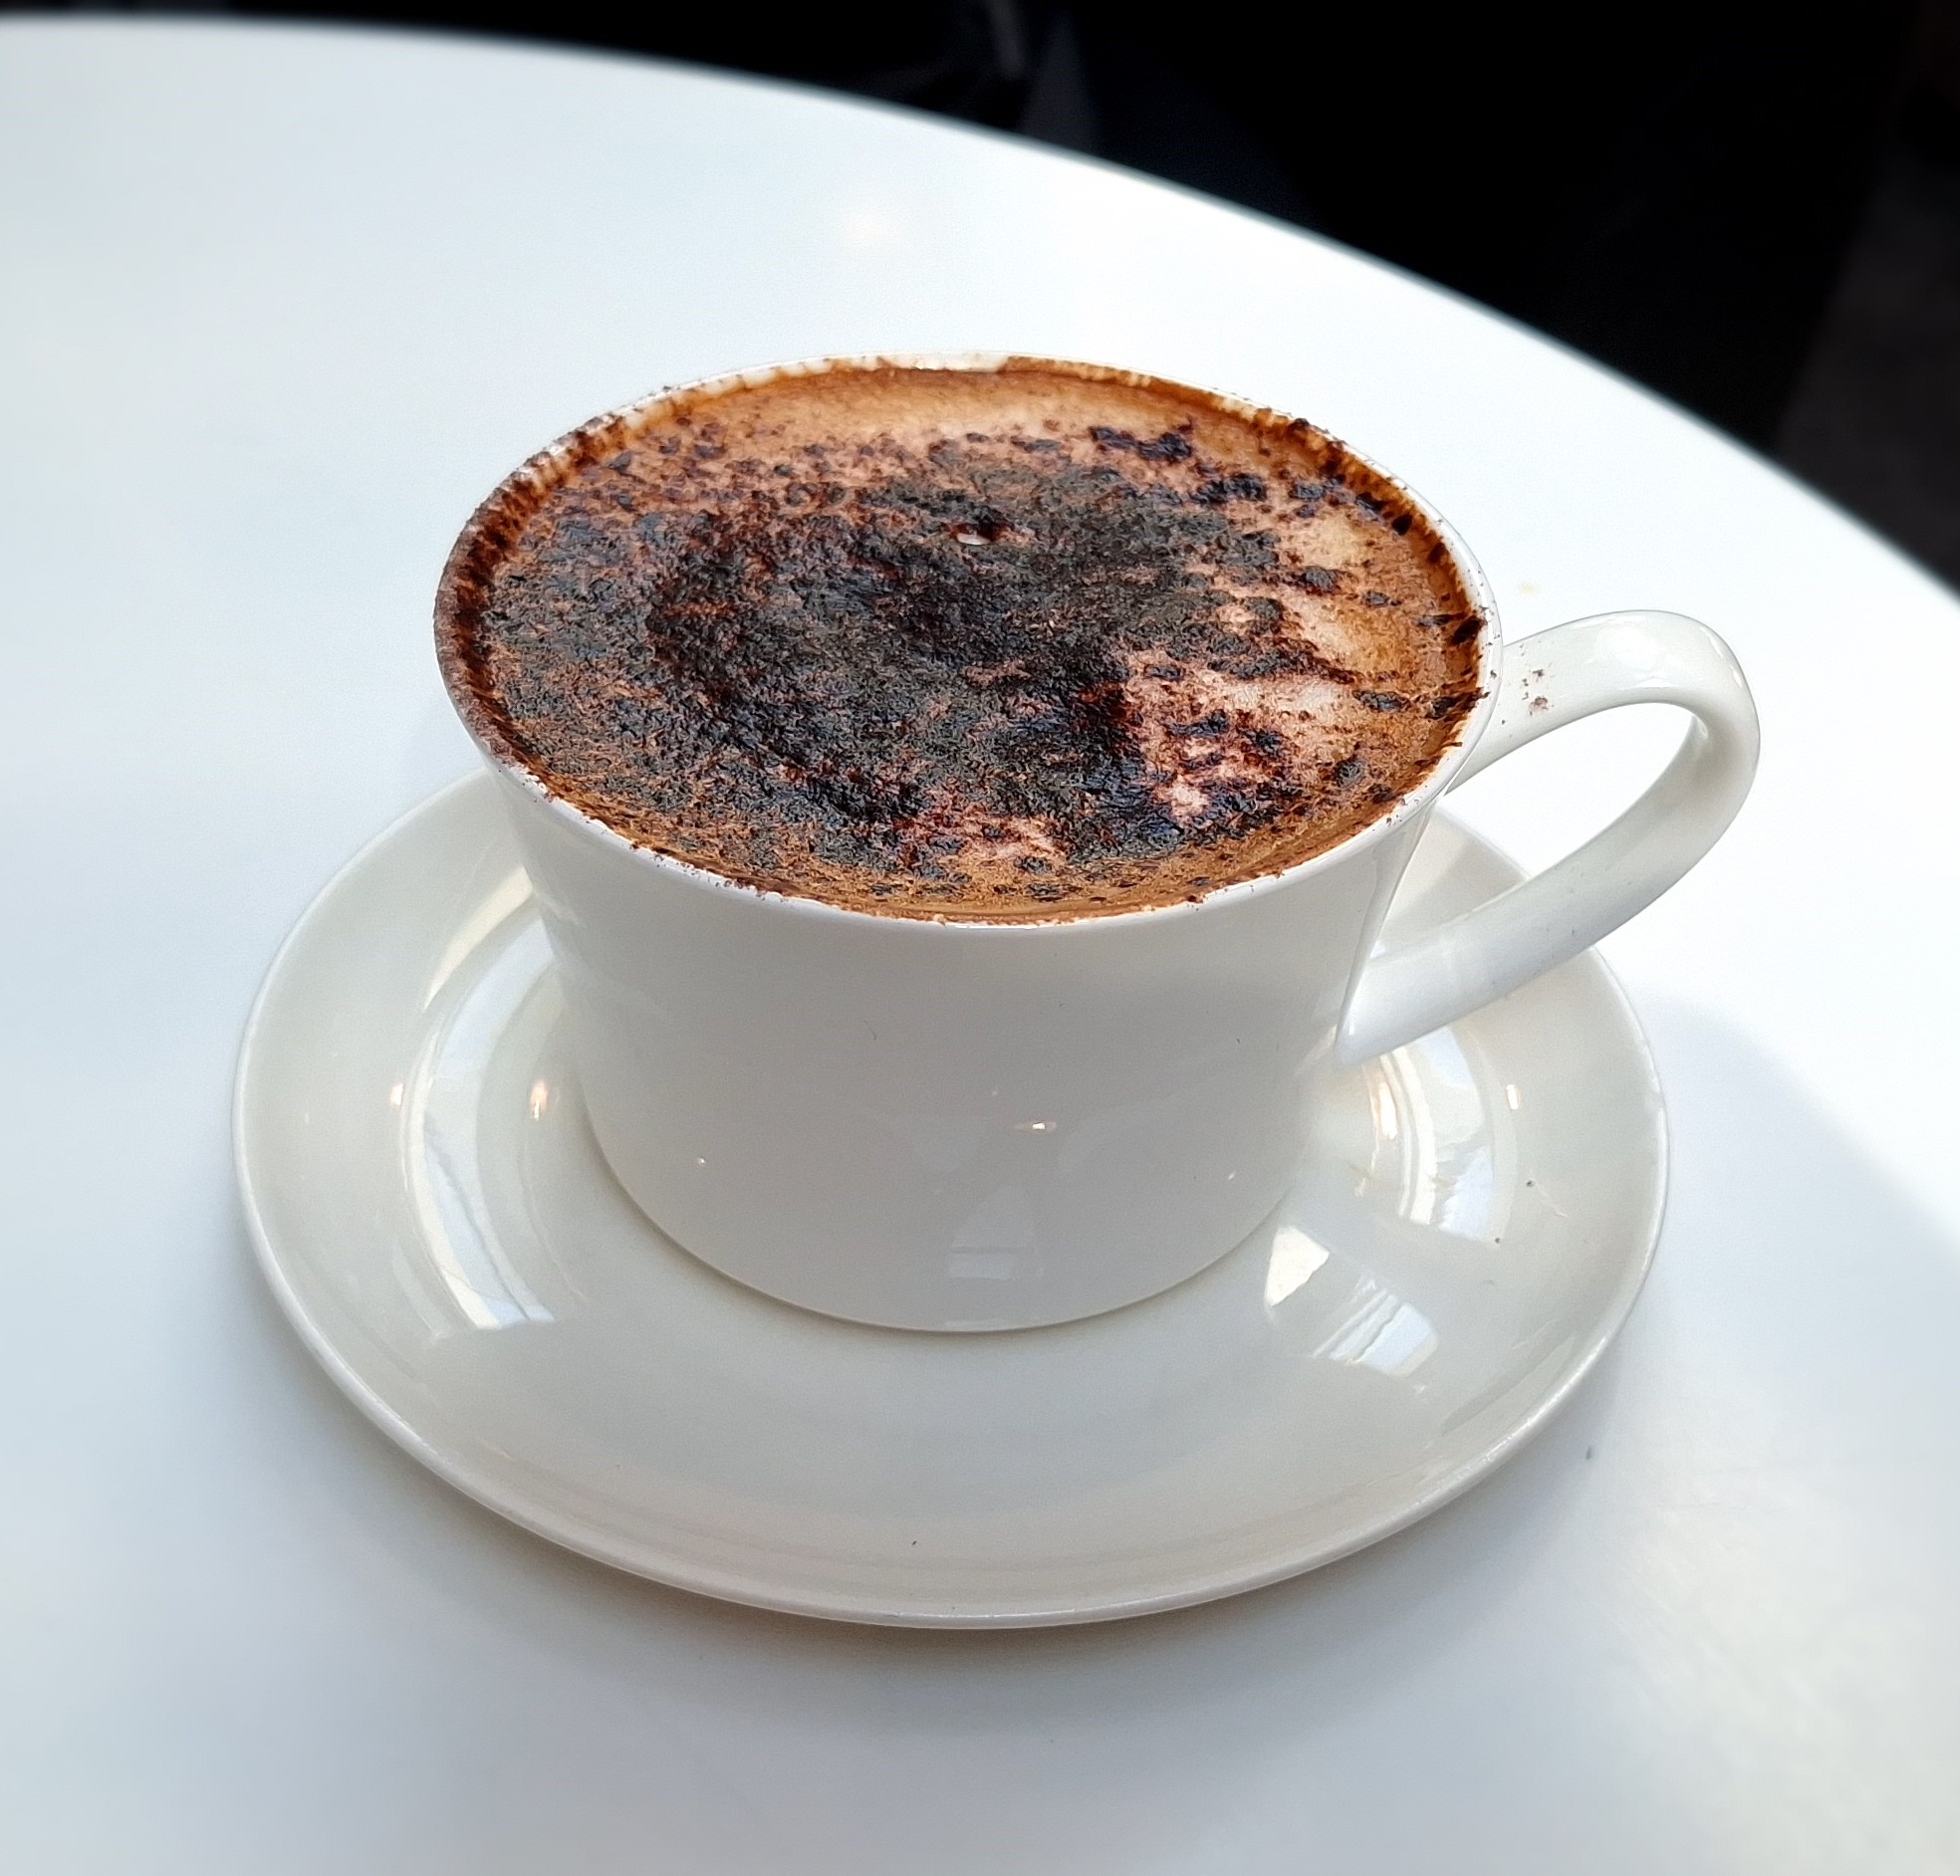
[438, 361, 1486, 920]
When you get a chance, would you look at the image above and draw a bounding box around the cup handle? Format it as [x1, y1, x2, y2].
[1338, 610, 1760, 1064]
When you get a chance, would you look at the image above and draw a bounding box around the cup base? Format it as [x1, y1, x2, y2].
[581, 1064, 1290, 1329]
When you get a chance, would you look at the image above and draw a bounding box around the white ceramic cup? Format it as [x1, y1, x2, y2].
[437, 355, 1759, 1332]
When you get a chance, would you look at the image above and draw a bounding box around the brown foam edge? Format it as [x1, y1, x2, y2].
[432, 352, 1496, 925]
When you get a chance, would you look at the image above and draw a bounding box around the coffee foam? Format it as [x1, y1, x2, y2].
[438, 360, 1485, 920]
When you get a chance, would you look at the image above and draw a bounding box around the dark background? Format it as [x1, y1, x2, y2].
[23, 1, 1960, 585]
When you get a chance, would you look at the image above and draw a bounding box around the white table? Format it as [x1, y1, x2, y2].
[4, 21, 1958, 1872]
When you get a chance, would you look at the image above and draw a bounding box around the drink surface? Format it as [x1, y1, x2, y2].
[438, 360, 1485, 920]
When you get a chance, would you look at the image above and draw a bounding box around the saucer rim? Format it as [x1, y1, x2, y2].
[233, 774, 1667, 1628]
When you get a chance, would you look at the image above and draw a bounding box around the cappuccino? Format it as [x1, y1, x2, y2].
[438, 360, 1484, 919]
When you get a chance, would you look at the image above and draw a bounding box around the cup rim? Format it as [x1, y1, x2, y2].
[434, 352, 1501, 932]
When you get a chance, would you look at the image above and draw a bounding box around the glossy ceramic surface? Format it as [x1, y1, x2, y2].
[235, 776, 1664, 1624]
[444, 358, 1752, 1332]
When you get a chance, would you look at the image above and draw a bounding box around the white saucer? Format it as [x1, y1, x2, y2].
[235, 775, 1665, 1628]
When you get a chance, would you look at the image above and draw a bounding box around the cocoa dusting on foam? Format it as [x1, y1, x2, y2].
[437, 362, 1485, 920]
